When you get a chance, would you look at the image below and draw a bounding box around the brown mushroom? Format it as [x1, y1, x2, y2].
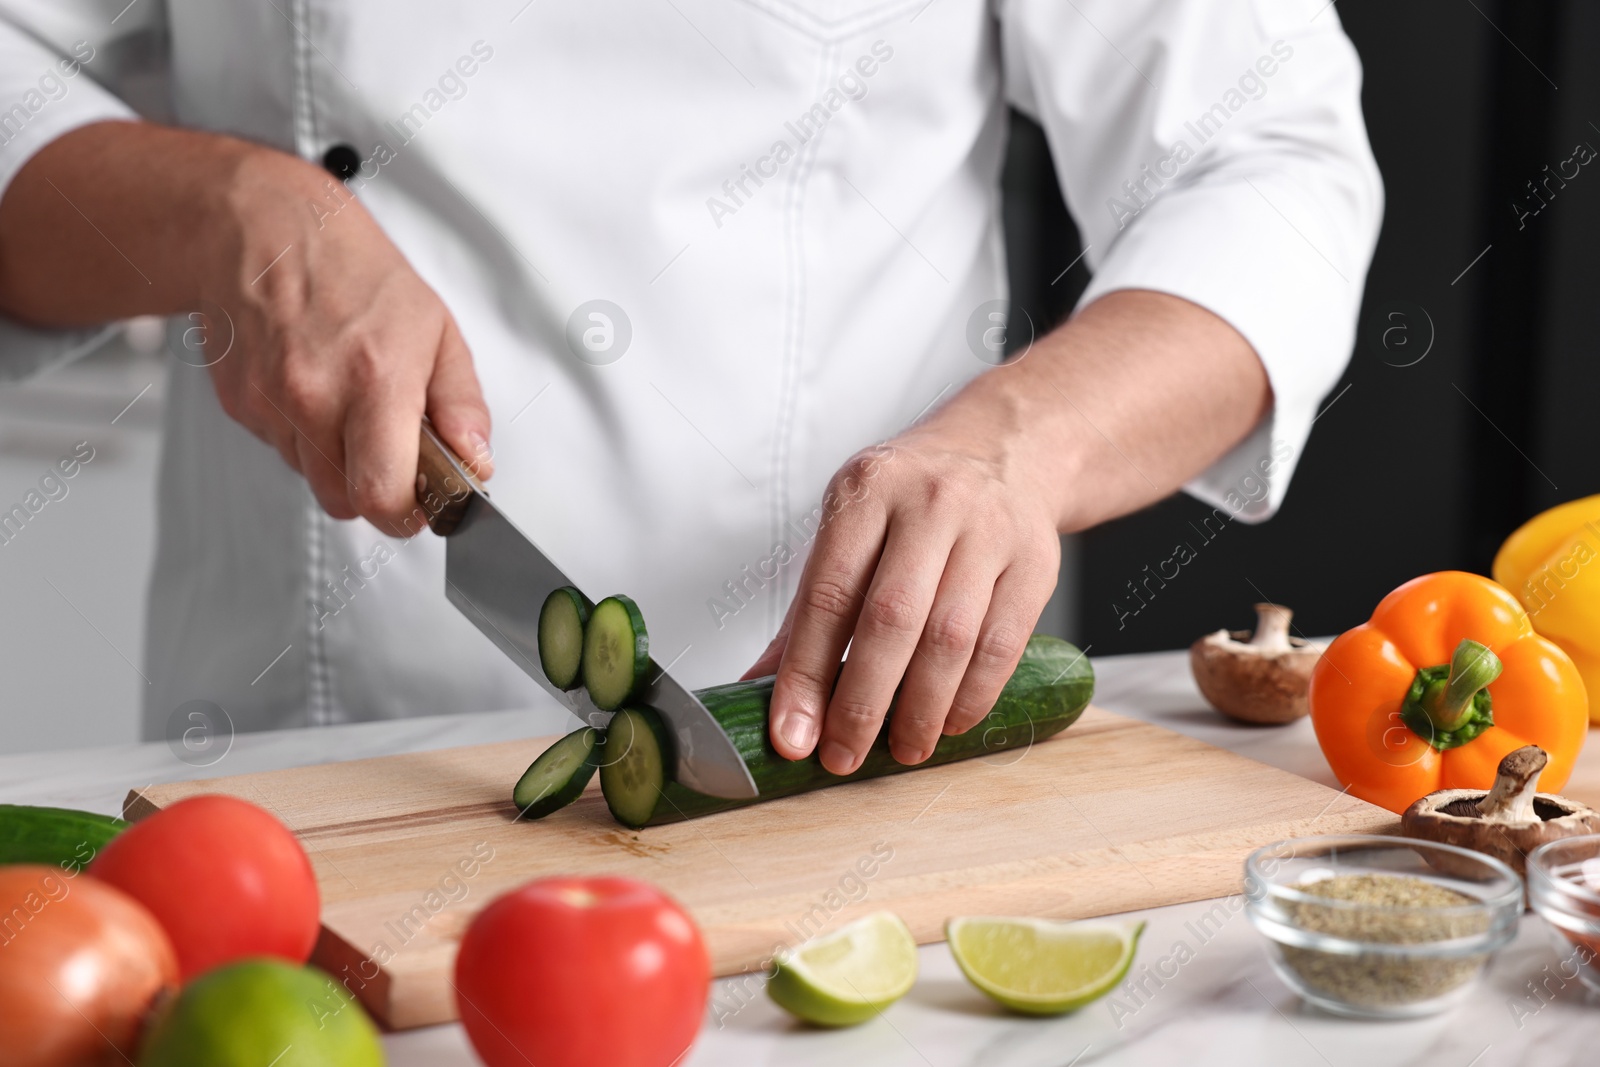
[1189, 603, 1322, 724]
[1401, 745, 1600, 879]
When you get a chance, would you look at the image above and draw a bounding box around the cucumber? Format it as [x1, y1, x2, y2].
[538, 587, 593, 691]
[512, 727, 602, 820]
[0, 804, 126, 869]
[599, 707, 674, 828]
[583, 595, 649, 711]
[602, 634, 1093, 829]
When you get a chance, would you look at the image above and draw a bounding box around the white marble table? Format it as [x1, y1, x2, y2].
[4, 649, 1594, 1067]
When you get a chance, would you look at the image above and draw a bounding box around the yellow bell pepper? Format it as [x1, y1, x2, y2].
[1493, 496, 1600, 723]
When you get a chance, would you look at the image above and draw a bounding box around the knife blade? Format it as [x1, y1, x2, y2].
[415, 423, 760, 800]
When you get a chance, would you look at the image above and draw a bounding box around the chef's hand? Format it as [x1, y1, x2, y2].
[204, 147, 493, 531]
[0, 121, 491, 535]
[744, 421, 1062, 774]
[748, 290, 1272, 773]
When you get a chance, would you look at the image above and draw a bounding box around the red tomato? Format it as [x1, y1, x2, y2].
[455, 876, 710, 1067]
[0, 864, 178, 1067]
[89, 794, 320, 981]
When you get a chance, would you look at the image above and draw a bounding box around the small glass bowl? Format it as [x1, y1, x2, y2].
[1527, 834, 1600, 993]
[1244, 835, 1522, 1018]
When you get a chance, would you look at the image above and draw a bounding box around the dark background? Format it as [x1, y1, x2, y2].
[1001, 0, 1600, 654]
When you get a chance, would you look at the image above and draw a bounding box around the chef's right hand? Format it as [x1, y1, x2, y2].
[3, 121, 493, 534]
[0, 122, 493, 534]
[201, 147, 493, 533]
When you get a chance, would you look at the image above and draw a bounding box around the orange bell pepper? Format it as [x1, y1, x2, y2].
[1310, 571, 1588, 814]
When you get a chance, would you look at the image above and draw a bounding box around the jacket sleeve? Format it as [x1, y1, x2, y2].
[1000, 0, 1382, 521]
[0, 0, 167, 381]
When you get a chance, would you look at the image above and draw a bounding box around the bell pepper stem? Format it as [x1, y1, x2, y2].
[1425, 640, 1503, 733]
[1399, 639, 1501, 751]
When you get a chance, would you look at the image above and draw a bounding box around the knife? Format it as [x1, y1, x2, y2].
[415, 422, 760, 800]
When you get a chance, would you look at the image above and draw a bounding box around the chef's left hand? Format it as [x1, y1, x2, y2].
[744, 403, 1063, 775]
[744, 290, 1273, 775]
[752, 422, 1062, 771]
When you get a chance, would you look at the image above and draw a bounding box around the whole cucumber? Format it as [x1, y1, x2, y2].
[0, 803, 127, 870]
[605, 634, 1093, 828]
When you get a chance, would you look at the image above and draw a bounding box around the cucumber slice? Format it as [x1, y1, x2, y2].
[512, 727, 603, 820]
[599, 707, 673, 829]
[583, 595, 649, 711]
[538, 587, 593, 691]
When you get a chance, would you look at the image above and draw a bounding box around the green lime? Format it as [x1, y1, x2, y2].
[138, 958, 385, 1067]
[947, 916, 1144, 1015]
[767, 911, 919, 1027]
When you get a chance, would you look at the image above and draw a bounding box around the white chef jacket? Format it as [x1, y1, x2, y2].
[0, 0, 1380, 740]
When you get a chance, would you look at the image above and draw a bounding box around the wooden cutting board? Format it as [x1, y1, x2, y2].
[125, 706, 1396, 1030]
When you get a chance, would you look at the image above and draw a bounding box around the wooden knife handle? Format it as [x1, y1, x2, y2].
[416, 421, 486, 536]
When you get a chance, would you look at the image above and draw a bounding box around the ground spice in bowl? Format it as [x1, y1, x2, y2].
[1279, 873, 1492, 1008]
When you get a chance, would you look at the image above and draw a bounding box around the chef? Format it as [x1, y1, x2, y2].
[0, 1, 1379, 776]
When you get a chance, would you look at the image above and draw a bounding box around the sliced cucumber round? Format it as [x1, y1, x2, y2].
[599, 707, 672, 829]
[512, 727, 602, 820]
[538, 587, 594, 691]
[583, 595, 649, 710]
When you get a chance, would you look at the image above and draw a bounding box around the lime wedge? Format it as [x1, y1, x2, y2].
[767, 911, 919, 1027]
[947, 916, 1144, 1015]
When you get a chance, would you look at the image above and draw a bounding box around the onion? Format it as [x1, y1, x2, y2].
[0, 864, 178, 1067]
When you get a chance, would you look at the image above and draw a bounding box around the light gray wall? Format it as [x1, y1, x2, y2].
[0, 329, 162, 754]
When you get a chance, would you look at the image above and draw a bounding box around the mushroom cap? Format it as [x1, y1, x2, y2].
[1401, 788, 1600, 878]
[1189, 626, 1322, 725]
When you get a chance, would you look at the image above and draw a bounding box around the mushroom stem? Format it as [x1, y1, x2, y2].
[1247, 604, 1295, 651]
[1476, 745, 1548, 824]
